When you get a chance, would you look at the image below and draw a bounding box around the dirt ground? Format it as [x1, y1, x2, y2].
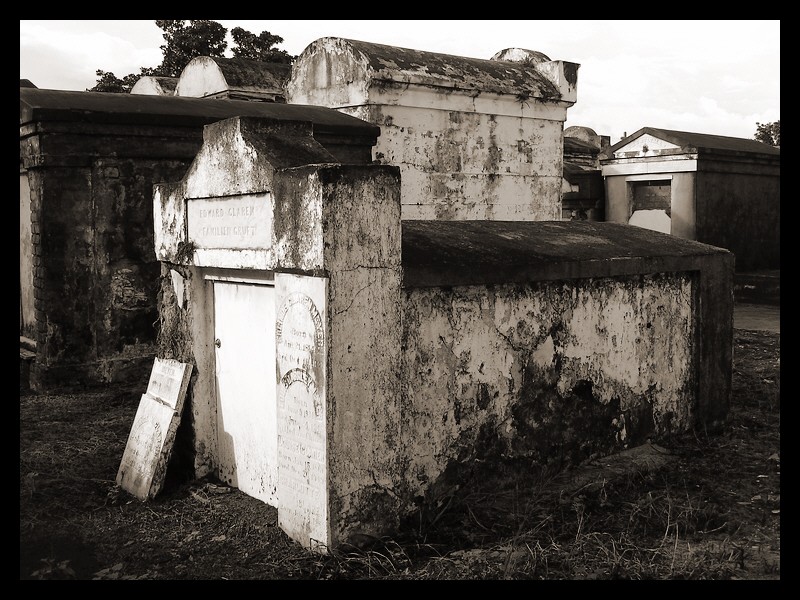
[19, 328, 780, 580]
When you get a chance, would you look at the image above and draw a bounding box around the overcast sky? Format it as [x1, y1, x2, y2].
[20, 20, 780, 144]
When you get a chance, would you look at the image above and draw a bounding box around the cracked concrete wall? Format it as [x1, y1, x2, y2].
[400, 273, 696, 504]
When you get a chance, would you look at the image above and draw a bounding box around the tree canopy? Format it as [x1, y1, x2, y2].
[230, 27, 293, 63]
[754, 121, 780, 147]
[89, 20, 294, 93]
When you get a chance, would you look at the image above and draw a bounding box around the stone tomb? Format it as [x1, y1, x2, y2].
[287, 38, 579, 222]
[19, 86, 378, 392]
[155, 114, 401, 550]
[117, 358, 192, 500]
[153, 115, 734, 553]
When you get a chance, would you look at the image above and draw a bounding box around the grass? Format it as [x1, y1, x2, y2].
[20, 329, 779, 580]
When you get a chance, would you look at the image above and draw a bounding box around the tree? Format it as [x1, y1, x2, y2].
[90, 70, 131, 93]
[754, 121, 780, 147]
[90, 67, 158, 94]
[230, 27, 293, 64]
[89, 20, 295, 92]
[155, 20, 228, 78]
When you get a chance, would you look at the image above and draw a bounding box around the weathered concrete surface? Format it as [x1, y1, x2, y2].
[152, 116, 377, 480]
[20, 145, 188, 390]
[19, 172, 35, 339]
[490, 48, 552, 64]
[275, 273, 329, 551]
[401, 272, 695, 503]
[393, 220, 734, 523]
[149, 111, 734, 555]
[401, 220, 734, 432]
[21, 88, 379, 165]
[287, 37, 578, 221]
[116, 359, 192, 500]
[154, 116, 392, 270]
[347, 105, 565, 220]
[288, 37, 575, 106]
[311, 166, 403, 548]
[130, 76, 178, 96]
[270, 165, 406, 549]
[402, 220, 730, 286]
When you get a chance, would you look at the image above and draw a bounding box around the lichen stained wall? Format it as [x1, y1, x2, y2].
[26, 155, 189, 390]
[346, 104, 564, 220]
[151, 116, 337, 479]
[287, 37, 573, 222]
[401, 273, 695, 501]
[275, 164, 405, 546]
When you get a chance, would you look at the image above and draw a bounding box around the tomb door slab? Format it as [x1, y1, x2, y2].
[213, 280, 278, 505]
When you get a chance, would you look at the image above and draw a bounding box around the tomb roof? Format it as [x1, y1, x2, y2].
[291, 37, 571, 100]
[130, 76, 178, 96]
[402, 220, 730, 288]
[608, 127, 780, 157]
[176, 57, 290, 100]
[20, 87, 379, 140]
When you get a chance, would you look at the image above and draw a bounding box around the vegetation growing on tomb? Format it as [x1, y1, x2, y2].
[20, 329, 779, 580]
[754, 121, 780, 147]
[89, 20, 294, 93]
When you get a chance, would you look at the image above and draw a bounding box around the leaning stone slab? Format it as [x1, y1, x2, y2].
[116, 358, 192, 500]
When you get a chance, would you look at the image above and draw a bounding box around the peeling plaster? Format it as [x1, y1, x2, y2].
[401, 273, 695, 501]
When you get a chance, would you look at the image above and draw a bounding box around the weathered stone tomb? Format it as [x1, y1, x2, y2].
[154, 112, 733, 553]
[19, 87, 377, 391]
[287, 38, 578, 221]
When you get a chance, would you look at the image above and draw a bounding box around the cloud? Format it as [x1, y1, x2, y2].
[21, 22, 162, 90]
[20, 20, 778, 142]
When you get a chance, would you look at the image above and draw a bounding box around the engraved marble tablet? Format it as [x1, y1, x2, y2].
[276, 274, 328, 550]
[116, 358, 192, 500]
[187, 193, 271, 250]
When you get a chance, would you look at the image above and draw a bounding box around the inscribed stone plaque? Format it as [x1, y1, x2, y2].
[116, 358, 192, 501]
[187, 193, 271, 250]
[145, 356, 191, 409]
[275, 273, 329, 551]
